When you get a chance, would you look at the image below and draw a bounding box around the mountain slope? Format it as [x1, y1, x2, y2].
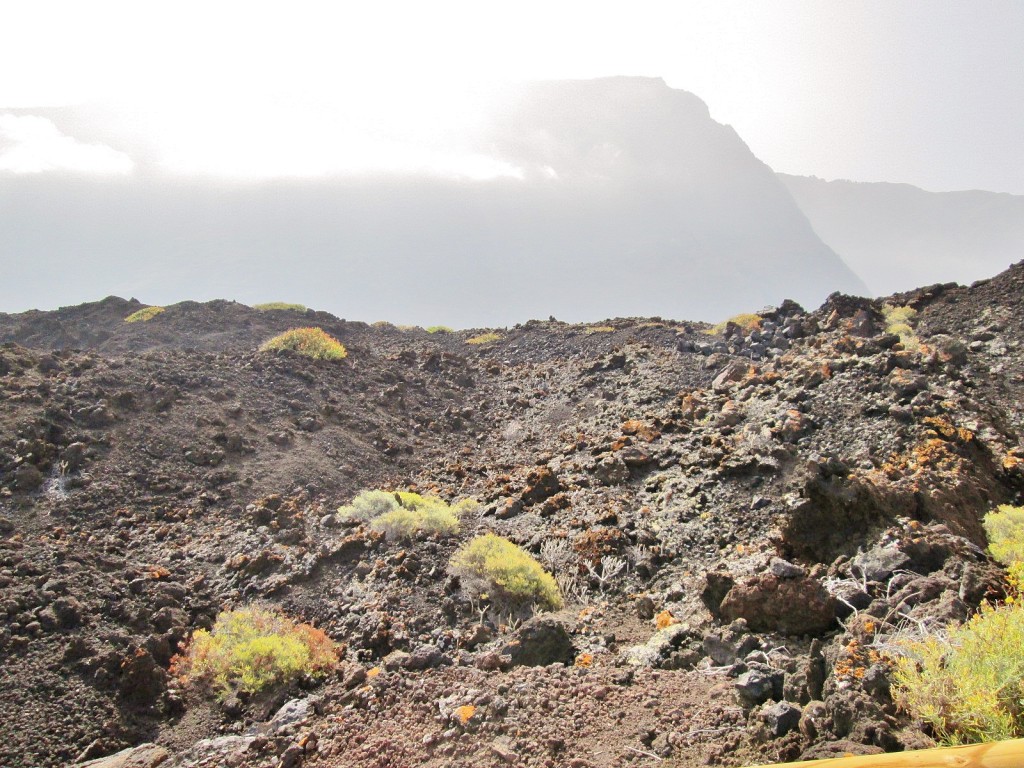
[780, 174, 1024, 295]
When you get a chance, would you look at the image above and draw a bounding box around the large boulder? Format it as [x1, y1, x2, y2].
[720, 574, 836, 635]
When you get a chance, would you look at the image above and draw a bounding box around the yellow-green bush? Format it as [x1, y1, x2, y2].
[883, 304, 917, 326]
[124, 306, 165, 323]
[883, 304, 920, 347]
[450, 533, 562, 613]
[426, 325, 453, 334]
[984, 504, 1024, 567]
[338, 490, 472, 540]
[338, 489, 401, 522]
[893, 599, 1024, 744]
[260, 327, 347, 360]
[253, 302, 306, 312]
[891, 504, 1024, 743]
[466, 332, 501, 345]
[171, 607, 337, 699]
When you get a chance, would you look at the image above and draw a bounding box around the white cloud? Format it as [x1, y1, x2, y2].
[0, 114, 133, 175]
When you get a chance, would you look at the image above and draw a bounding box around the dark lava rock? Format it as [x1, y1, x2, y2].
[520, 467, 561, 505]
[734, 669, 780, 708]
[760, 701, 801, 738]
[501, 616, 575, 667]
[13, 464, 44, 491]
[768, 557, 805, 579]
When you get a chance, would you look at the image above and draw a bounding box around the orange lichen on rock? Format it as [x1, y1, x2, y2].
[574, 652, 594, 668]
[922, 416, 974, 443]
[621, 419, 661, 442]
[454, 705, 476, 724]
[655, 610, 678, 630]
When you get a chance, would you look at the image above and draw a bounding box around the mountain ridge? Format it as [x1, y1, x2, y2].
[779, 173, 1024, 296]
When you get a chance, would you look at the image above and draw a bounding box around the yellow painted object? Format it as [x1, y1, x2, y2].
[748, 739, 1024, 768]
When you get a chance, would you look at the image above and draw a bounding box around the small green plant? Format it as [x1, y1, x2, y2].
[466, 332, 501, 345]
[171, 607, 337, 699]
[426, 326, 453, 334]
[253, 302, 307, 312]
[450, 533, 563, 615]
[338, 490, 473, 540]
[260, 327, 347, 360]
[584, 325, 616, 334]
[708, 313, 762, 335]
[124, 306, 165, 323]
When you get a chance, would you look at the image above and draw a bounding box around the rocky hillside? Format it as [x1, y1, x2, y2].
[1, 264, 1023, 767]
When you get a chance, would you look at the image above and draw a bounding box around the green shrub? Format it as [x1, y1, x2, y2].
[891, 504, 1024, 743]
[338, 490, 472, 540]
[171, 607, 337, 699]
[450, 533, 562, 614]
[466, 332, 501, 345]
[984, 504, 1024, 566]
[124, 306, 165, 323]
[260, 327, 347, 360]
[893, 599, 1024, 744]
[253, 302, 307, 312]
[426, 326, 453, 334]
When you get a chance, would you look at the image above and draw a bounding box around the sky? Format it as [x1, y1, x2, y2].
[2, 0, 1023, 193]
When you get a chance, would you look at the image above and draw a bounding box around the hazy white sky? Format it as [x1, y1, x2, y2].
[2, 0, 1022, 192]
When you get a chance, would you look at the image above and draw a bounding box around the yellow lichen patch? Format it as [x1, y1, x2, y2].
[655, 610, 678, 630]
[454, 704, 476, 724]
